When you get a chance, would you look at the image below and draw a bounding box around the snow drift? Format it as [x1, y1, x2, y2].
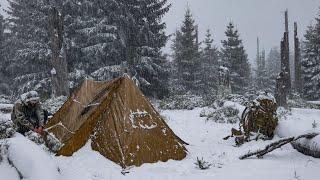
[8, 134, 61, 180]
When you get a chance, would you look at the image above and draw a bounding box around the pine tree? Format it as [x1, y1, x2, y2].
[256, 49, 273, 92]
[5, 0, 50, 76]
[302, 24, 320, 100]
[199, 29, 219, 95]
[221, 22, 251, 94]
[172, 8, 200, 92]
[266, 47, 281, 92]
[61, 0, 121, 73]
[116, 0, 171, 98]
[0, 12, 8, 94]
[5, 0, 51, 96]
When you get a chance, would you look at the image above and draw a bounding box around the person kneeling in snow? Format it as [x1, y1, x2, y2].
[11, 91, 48, 135]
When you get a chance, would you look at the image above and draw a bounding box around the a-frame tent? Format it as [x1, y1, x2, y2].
[45, 76, 187, 168]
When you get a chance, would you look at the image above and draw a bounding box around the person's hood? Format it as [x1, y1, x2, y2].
[20, 91, 40, 104]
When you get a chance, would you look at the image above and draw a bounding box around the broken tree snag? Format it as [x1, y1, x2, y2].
[239, 133, 319, 160]
[49, 6, 69, 97]
[275, 72, 287, 107]
[280, 10, 291, 95]
[294, 22, 302, 94]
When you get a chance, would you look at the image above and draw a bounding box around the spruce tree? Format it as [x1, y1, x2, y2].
[0, 12, 8, 94]
[172, 8, 200, 92]
[221, 22, 251, 94]
[115, 0, 171, 98]
[302, 24, 320, 100]
[5, 0, 50, 77]
[5, 0, 51, 96]
[199, 29, 219, 95]
[62, 0, 121, 73]
[266, 47, 281, 92]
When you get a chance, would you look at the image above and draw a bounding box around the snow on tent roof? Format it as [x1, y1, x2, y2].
[45, 76, 187, 168]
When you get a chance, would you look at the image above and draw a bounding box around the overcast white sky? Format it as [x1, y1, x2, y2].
[1, 0, 320, 65]
[164, 0, 320, 64]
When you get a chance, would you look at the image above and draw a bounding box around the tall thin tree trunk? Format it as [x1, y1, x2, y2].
[49, 6, 69, 97]
[281, 10, 291, 94]
[294, 22, 302, 94]
[276, 10, 291, 107]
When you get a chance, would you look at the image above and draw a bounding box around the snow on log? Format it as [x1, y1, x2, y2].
[8, 134, 61, 180]
[239, 133, 319, 160]
[291, 135, 320, 158]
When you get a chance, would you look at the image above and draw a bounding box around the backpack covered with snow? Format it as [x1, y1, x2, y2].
[241, 92, 278, 138]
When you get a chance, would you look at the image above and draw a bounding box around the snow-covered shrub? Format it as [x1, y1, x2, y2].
[204, 105, 240, 124]
[288, 93, 320, 109]
[44, 133, 62, 153]
[91, 65, 124, 81]
[12, 73, 51, 100]
[42, 96, 67, 114]
[159, 92, 204, 110]
[0, 121, 15, 139]
[0, 95, 12, 104]
[276, 106, 291, 120]
[194, 157, 211, 170]
[0, 140, 9, 163]
[69, 69, 88, 89]
[312, 120, 318, 129]
[224, 94, 249, 106]
[25, 132, 62, 153]
[201, 92, 218, 107]
[25, 132, 45, 145]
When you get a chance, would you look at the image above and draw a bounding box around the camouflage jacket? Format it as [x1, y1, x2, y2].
[11, 99, 44, 130]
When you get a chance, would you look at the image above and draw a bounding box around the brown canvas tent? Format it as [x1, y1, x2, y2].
[45, 76, 187, 168]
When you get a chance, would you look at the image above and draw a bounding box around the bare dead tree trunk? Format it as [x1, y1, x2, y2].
[276, 10, 291, 107]
[49, 6, 69, 97]
[281, 10, 291, 94]
[275, 52, 287, 107]
[294, 22, 302, 94]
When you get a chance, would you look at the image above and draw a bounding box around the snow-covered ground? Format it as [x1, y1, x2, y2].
[1, 104, 320, 180]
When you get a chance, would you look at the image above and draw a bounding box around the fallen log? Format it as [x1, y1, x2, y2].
[239, 133, 319, 160]
[291, 136, 320, 158]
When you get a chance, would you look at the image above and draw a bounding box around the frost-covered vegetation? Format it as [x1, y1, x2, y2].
[0, 0, 320, 179]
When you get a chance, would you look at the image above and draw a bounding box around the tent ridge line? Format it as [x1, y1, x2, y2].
[91, 77, 127, 167]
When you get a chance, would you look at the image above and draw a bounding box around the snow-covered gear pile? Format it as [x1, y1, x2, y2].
[45, 76, 187, 168]
[241, 92, 278, 138]
[224, 92, 278, 145]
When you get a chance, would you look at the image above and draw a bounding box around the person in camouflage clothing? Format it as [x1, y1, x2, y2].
[11, 91, 47, 135]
